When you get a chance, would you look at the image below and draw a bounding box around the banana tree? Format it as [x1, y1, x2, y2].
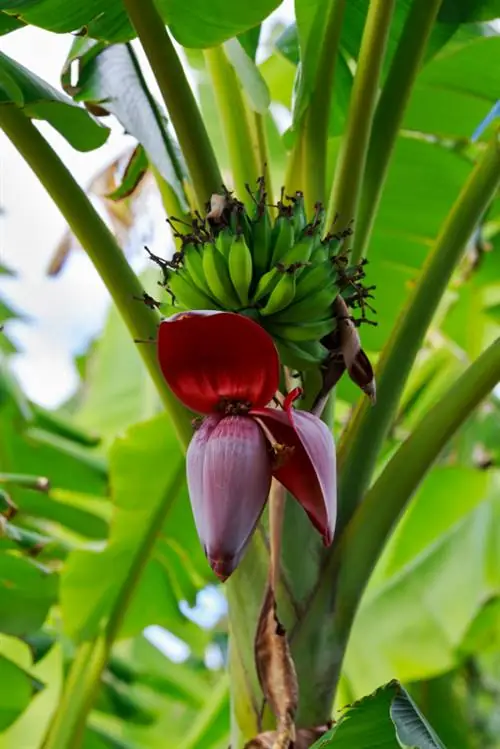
[1, 0, 500, 747]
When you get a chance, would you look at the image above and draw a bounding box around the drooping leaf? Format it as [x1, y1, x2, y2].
[313, 681, 445, 748]
[0, 553, 58, 637]
[0, 0, 281, 47]
[62, 40, 187, 209]
[0, 50, 109, 151]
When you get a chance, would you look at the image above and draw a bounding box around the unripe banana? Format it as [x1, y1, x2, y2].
[268, 317, 335, 342]
[259, 273, 296, 317]
[202, 242, 241, 309]
[279, 235, 316, 266]
[183, 244, 211, 294]
[270, 216, 294, 266]
[252, 267, 282, 303]
[274, 337, 329, 369]
[228, 234, 253, 305]
[294, 262, 335, 302]
[309, 245, 329, 264]
[215, 227, 233, 259]
[252, 207, 272, 277]
[270, 287, 337, 324]
[168, 269, 219, 311]
[291, 192, 307, 235]
[230, 207, 253, 248]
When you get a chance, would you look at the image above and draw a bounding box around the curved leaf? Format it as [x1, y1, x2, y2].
[313, 681, 445, 748]
[62, 40, 187, 209]
[0, 0, 281, 47]
[0, 50, 109, 151]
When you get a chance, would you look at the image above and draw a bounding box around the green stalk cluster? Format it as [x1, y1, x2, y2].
[151, 179, 375, 374]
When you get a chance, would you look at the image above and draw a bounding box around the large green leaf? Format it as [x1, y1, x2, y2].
[403, 37, 500, 139]
[0, 50, 109, 151]
[0, 0, 281, 47]
[327, 136, 472, 352]
[0, 654, 43, 731]
[60, 414, 210, 647]
[343, 470, 500, 696]
[313, 681, 445, 748]
[62, 40, 186, 209]
[0, 553, 58, 637]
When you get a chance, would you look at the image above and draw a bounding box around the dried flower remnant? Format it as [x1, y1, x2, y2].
[312, 296, 376, 415]
[157, 311, 336, 580]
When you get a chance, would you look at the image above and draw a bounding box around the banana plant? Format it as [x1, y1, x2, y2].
[1, 0, 500, 747]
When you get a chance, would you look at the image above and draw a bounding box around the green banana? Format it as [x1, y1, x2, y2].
[309, 245, 329, 264]
[291, 192, 307, 235]
[228, 234, 253, 305]
[168, 269, 220, 311]
[274, 338, 330, 370]
[183, 244, 211, 294]
[270, 287, 337, 324]
[267, 317, 335, 342]
[294, 262, 336, 302]
[279, 235, 316, 266]
[252, 267, 282, 303]
[230, 206, 253, 248]
[270, 215, 295, 265]
[252, 207, 272, 276]
[202, 242, 241, 309]
[259, 272, 296, 317]
[215, 227, 233, 259]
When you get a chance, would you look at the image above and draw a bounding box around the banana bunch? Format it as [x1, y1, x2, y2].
[158, 182, 374, 372]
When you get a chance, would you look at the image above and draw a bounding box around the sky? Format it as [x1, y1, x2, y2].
[0, 1, 294, 408]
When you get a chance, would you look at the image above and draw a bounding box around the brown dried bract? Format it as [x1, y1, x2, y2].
[254, 585, 298, 749]
[244, 725, 330, 748]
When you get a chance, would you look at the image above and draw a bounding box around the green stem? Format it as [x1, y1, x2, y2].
[338, 132, 500, 531]
[44, 463, 186, 749]
[293, 336, 500, 695]
[0, 105, 193, 450]
[325, 0, 396, 233]
[284, 134, 304, 197]
[204, 46, 259, 205]
[151, 166, 190, 252]
[122, 0, 222, 209]
[253, 112, 274, 201]
[352, 0, 443, 263]
[301, 0, 347, 211]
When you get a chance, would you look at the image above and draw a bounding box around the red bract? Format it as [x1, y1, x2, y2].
[157, 312, 337, 581]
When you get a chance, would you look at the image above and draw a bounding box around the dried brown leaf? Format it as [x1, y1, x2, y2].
[254, 584, 298, 749]
[244, 725, 330, 748]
